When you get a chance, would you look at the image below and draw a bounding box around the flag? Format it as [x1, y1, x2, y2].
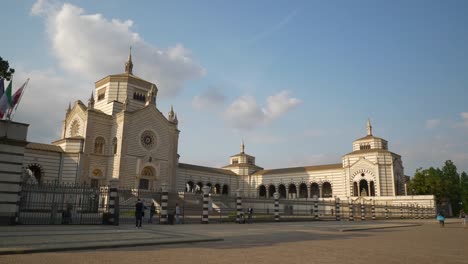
[11, 80, 28, 108]
[0, 81, 12, 119]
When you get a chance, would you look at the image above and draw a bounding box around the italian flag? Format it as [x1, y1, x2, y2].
[0, 81, 12, 119]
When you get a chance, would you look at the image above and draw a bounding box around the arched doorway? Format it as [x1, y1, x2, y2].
[322, 182, 332, 198]
[268, 185, 276, 198]
[186, 181, 194, 192]
[258, 185, 267, 197]
[310, 183, 319, 198]
[359, 179, 369, 196]
[278, 184, 286, 199]
[222, 184, 229, 195]
[214, 184, 221, 194]
[288, 184, 297, 199]
[299, 183, 308, 198]
[196, 182, 203, 194]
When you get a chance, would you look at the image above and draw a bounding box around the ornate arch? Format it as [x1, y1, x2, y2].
[24, 163, 44, 184]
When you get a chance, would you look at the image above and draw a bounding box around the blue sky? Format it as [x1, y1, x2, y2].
[2, 0, 468, 174]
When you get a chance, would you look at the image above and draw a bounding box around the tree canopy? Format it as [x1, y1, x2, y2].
[0, 56, 15, 81]
[408, 160, 467, 215]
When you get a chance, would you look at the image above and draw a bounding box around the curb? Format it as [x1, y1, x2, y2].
[339, 224, 421, 232]
[0, 237, 223, 255]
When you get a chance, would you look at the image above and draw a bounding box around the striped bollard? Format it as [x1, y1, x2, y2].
[349, 198, 354, 221]
[415, 205, 419, 219]
[335, 197, 340, 221]
[202, 186, 210, 224]
[274, 192, 280, 222]
[410, 204, 413, 218]
[371, 200, 376, 220]
[236, 190, 242, 223]
[313, 196, 319, 220]
[360, 202, 365, 221]
[400, 204, 403, 219]
[160, 183, 168, 224]
[385, 203, 389, 220]
[107, 179, 119, 225]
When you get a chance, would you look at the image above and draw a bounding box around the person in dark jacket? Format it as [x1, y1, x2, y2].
[135, 199, 144, 228]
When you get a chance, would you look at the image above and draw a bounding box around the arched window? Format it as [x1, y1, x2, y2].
[258, 185, 267, 197]
[112, 137, 118, 154]
[196, 182, 203, 194]
[322, 182, 332, 198]
[299, 183, 308, 198]
[288, 184, 297, 199]
[94, 137, 105, 154]
[268, 185, 276, 198]
[27, 164, 42, 184]
[310, 183, 320, 198]
[206, 182, 212, 193]
[141, 166, 154, 177]
[222, 184, 229, 195]
[359, 179, 369, 197]
[278, 184, 286, 199]
[214, 184, 221, 194]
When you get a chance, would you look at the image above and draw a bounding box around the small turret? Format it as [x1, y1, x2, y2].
[367, 118, 372, 136]
[173, 113, 178, 125]
[125, 47, 133, 74]
[168, 105, 175, 122]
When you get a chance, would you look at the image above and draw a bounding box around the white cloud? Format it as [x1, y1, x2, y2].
[425, 119, 441, 129]
[192, 87, 226, 110]
[32, 1, 205, 97]
[461, 112, 468, 127]
[223, 90, 301, 130]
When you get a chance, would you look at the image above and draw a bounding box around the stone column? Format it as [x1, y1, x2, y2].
[360, 201, 365, 221]
[348, 198, 354, 221]
[107, 179, 119, 225]
[371, 199, 376, 220]
[202, 186, 210, 224]
[313, 195, 319, 220]
[266, 187, 270, 199]
[335, 197, 340, 221]
[307, 186, 311, 199]
[367, 182, 371, 196]
[274, 192, 279, 222]
[319, 185, 323, 198]
[236, 189, 242, 223]
[285, 187, 289, 200]
[0, 120, 29, 225]
[160, 183, 168, 224]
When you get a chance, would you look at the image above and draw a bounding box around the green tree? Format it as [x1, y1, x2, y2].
[460, 172, 468, 212]
[0, 56, 15, 81]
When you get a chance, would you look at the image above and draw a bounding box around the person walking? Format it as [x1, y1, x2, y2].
[135, 199, 144, 228]
[149, 203, 156, 224]
[437, 212, 445, 228]
[175, 203, 181, 224]
[460, 209, 466, 228]
[247, 207, 253, 224]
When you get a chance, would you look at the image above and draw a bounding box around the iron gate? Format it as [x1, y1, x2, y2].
[18, 182, 109, 225]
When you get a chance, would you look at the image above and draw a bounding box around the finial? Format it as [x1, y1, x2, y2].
[241, 139, 245, 153]
[367, 118, 372, 136]
[168, 105, 175, 121]
[174, 113, 178, 125]
[88, 91, 95, 109]
[125, 46, 133, 74]
[67, 102, 71, 112]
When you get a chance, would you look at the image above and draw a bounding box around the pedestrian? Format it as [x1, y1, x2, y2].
[149, 203, 156, 223]
[175, 203, 181, 224]
[437, 212, 445, 228]
[247, 207, 253, 224]
[135, 198, 144, 228]
[465, 212, 468, 228]
[460, 209, 466, 228]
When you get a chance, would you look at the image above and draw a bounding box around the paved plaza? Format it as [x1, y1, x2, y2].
[1, 219, 467, 264]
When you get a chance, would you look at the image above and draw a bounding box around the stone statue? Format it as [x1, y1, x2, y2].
[361, 188, 368, 197]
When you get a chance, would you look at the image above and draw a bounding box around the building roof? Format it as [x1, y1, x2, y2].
[178, 163, 237, 176]
[26, 142, 64, 153]
[229, 152, 254, 158]
[344, 148, 400, 157]
[252, 163, 343, 176]
[354, 135, 387, 142]
[95, 73, 156, 89]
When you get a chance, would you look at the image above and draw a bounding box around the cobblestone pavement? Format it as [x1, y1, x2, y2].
[2, 220, 467, 264]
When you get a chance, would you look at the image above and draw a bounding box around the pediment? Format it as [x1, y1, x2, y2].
[349, 157, 376, 169]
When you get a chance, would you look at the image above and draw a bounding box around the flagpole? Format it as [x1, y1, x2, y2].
[9, 78, 30, 121]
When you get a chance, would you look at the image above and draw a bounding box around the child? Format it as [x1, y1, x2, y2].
[437, 212, 445, 228]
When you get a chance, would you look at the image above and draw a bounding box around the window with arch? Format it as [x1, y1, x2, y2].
[222, 184, 229, 195]
[360, 144, 371, 150]
[268, 185, 276, 198]
[322, 182, 332, 198]
[27, 164, 42, 184]
[299, 183, 308, 198]
[94, 137, 105, 154]
[141, 166, 155, 177]
[112, 137, 118, 154]
[258, 185, 267, 197]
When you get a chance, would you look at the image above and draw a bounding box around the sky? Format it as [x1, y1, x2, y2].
[2, 0, 468, 175]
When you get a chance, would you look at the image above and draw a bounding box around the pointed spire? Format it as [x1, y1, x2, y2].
[125, 46, 133, 74]
[174, 113, 178, 125]
[66, 102, 71, 115]
[241, 139, 245, 154]
[367, 118, 372, 136]
[168, 105, 175, 122]
[88, 91, 95, 109]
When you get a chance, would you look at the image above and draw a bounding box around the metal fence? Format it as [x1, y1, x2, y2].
[18, 182, 109, 225]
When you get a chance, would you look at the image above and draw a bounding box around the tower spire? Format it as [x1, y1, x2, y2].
[367, 118, 372, 136]
[241, 139, 245, 153]
[125, 46, 133, 74]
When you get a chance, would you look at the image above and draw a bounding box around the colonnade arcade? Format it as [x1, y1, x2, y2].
[353, 179, 376, 197]
[185, 181, 229, 195]
[258, 182, 333, 199]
